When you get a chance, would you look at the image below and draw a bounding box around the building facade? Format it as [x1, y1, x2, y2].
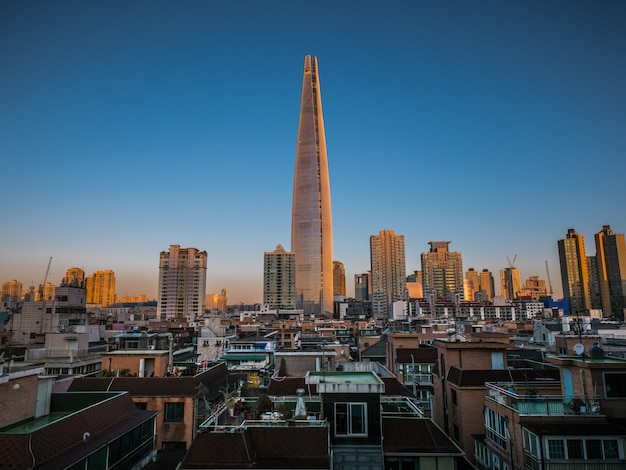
[86, 269, 116, 306]
[1, 279, 22, 303]
[291, 55, 333, 316]
[594, 224, 626, 319]
[558, 228, 591, 316]
[157, 245, 207, 322]
[499, 267, 521, 301]
[333, 261, 346, 297]
[421, 241, 464, 303]
[354, 272, 371, 302]
[63, 267, 85, 286]
[264, 244, 296, 309]
[370, 230, 406, 319]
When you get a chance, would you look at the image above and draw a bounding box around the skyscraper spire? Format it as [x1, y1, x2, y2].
[291, 55, 333, 316]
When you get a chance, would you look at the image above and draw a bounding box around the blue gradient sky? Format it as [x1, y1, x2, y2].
[1, 1, 625, 303]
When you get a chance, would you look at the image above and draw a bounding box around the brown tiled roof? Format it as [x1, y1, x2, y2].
[395, 348, 437, 363]
[381, 377, 414, 397]
[382, 417, 463, 455]
[68, 363, 228, 397]
[0, 392, 157, 470]
[181, 426, 331, 469]
[446, 367, 560, 387]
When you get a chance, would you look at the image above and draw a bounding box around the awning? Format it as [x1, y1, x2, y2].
[220, 355, 267, 361]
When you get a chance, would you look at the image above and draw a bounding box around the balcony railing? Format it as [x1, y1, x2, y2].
[485, 382, 601, 416]
[525, 456, 625, 470]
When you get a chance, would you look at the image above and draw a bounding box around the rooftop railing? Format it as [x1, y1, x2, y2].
[485, 382, 601, 416]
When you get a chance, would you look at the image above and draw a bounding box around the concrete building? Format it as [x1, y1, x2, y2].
[354, 272, 371, 302]
[421, 241, 464, 304]
[594, 224, 626, 319]
[370, 230, 406, 319]
[1, 279, 22, 303]
[157, 245, 207, 322]
[205, 288, 228, 313]
[263, 244, 296, 309]
[86, 269, 116, 306]
[479, 268, 495, 301]
[500, 266, 521, 301]
[63, 267, 85, 286]
[291, 55, 333, 317]
[558, 228, 591, 315]
[465, 268, 480, 302]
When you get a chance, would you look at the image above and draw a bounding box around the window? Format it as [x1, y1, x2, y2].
[548, 440, 565, 458]
[485, 408, 507, 449]
[335, 402, 367, 436]
[604, 373, 626, 398]
[135, 402, 148, 410]
[522, 428, 539, 457]
[567, 439, 584, 459]
[164, 402, 184, 422]
[451, 389, 457, 405]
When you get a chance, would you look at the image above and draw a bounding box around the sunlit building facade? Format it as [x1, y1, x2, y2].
[291, 55, 333, 316]
[421, 241, 464, 303]
[558, 228, 591, 316]
[157, 245, 207, 322]
[206, 289, 228, 313]
[333, 261, 346, 297]
[370, 230, 406, 319]
[500, 267, 521, 301]
[1, 280, 22, 302]
[63, 267, 85, 287]
[479, 269, 495, 301]
[465, 268, 480, 301]
[594, 225, 626, 319]
[263, 245, 296, 310]
[86, 270, 116, 306]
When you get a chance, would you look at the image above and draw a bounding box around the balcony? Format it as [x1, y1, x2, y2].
[485, 382, 601, 416]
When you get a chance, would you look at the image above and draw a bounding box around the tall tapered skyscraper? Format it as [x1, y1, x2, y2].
[558, 228, 591, 316]
[291, 55, 333, 316]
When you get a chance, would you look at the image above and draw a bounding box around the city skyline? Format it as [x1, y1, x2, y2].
[1, 1, 625, 304]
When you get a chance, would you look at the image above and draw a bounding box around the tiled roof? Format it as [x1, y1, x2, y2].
[0, 392, 157, 470]
[181, 426, 330, 469]
[68, 363, 228, 397]
[395, 348, 437, 362]
[382, 417, 463, 455]
[446, 367, 560, 387]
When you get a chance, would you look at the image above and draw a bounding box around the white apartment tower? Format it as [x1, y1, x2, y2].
[157, 245, 207, 322]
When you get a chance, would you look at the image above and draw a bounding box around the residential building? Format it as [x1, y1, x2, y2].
[68, 363, 229, 450]
[406, 270, 423, 299]
[465, 268, 480, 301]
[558, 228, 591, 316]
[333, 261, 346, 297]
[291, 55, 333, 317]
[370, 230, 406, 319]
[86, 269, 116, 306]
[354, 272, 371, 302]
[479, 268, 495, 301]
[63, 267, 85, 286]
[518, 275, 548, 301]
[157, 245, 207, 322]
[205, 288, 228, 313]
[0, 370, 157, 470]
[264, 244, 296, 309]
[1, 279, 22, 303]
[500, 266, 521, 301]
[594, 224, 626, 319]
[421, 241, 464, 303]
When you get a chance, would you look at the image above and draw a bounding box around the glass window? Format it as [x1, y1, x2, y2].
[604, 440, 619, 459]
[604, 373, 626, 398]
[548, 440, 565, 459]
[164, 402, 184, 422]
[586, 439, 602, 459]
[335, 402, 367, 436]
[567, 439, 583, 459]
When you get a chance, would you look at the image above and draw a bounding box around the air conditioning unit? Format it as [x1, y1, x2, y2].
[148, 345, 155, 350]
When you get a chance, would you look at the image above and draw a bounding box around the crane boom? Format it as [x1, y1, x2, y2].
[545, 260, 554, 297]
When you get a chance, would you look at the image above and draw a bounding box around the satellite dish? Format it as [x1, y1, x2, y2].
[573, 343, 584, 355]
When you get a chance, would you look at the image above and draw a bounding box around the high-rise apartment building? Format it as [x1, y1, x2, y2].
[587, 256, 603, 309]
[406, 271, 423, 299]
[263, 245, 296, 310]
[558, 228, 591, 316]
[63, 267, 85, 287]
[594, 225, 626, 319]
[333, 261, 346, 297]
[354, 272, 371, 302]
[518, 276, 548, 301]
[86, 270, 116, 306]
[479, 269, 495, 301]
[157, 245, 207, 322]
[206, 289, 228, 313]
[370, 230, 406, 318]
[465, 268, 480, 301]
[291, 55, 333, 316]
[421, 241, 464, 303]
[500, 267, 521, 301]
[1, 280, 22, 303]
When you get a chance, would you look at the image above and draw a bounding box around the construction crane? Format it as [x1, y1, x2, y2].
[545, 260, 554, 297]
[38, 256, 53, 299]
[507, 255, 517, 269]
